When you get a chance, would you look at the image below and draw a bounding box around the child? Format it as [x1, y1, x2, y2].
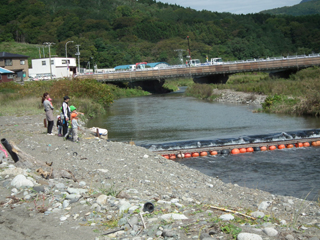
[72, 115, 80, 142]
[56, 115, 63, 136]
[70, 105, 84, 119]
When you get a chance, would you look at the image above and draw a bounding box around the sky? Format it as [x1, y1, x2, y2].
[158, 0, 301, 14]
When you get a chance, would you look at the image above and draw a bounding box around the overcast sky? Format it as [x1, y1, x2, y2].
[158, 0, 301, 14]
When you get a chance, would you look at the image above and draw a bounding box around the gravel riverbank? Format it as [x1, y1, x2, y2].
[0, 114, 319, 240]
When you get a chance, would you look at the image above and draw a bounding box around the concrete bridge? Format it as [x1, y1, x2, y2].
[76, 54, 320, 92]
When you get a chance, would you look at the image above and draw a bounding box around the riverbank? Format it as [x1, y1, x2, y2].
[0, 114, 319, 240]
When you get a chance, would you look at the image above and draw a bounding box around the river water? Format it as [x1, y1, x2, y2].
[87, 87, 320, 200]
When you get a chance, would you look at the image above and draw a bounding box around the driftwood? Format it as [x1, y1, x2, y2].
[10, 141, 77, 182]
[210, 206, 256, 220]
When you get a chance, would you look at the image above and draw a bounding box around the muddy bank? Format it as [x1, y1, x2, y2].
[0, 114, 319, 240]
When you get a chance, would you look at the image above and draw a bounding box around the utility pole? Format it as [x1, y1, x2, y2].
[65, 41, 74, 78]
[37, 47, 41, 58]
[187, 36, 191, 60]
[75, 45, 81, 75]
[43, 42, 55, 80]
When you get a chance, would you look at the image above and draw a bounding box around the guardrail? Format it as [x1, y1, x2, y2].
[76, 53, 320, 82]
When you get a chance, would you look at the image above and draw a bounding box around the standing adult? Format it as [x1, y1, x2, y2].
[42, 92, 55, 135]
[61, 96, 70, 136]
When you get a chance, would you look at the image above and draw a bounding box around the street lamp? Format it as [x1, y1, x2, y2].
[75, 45, 81, 75]
[65, 41, 74, 78]
[65, 41, 74, 58]
[43, 42, 55, 80]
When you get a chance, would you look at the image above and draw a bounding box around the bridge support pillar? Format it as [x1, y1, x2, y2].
[269, 69, 298, 79]
[129, 79, 170, 93]
[193, 74, 230, 84]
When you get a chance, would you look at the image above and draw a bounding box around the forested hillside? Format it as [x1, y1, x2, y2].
[1, 0, 320, 68]
[261, 0, 320, 16]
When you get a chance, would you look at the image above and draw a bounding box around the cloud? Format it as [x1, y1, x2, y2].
[158, 0, 301, 14]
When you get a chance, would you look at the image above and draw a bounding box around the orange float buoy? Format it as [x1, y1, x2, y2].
[210, 150, 218, 155]
[192, 152, 199, 157]
[169, 154, 176, 160]
[162, 154, 169, 159]
[316, 141, 320, 146]
[269, 145, 276, 151]
[184, 153, 191, 158]
[231, 148, 240, 154]
[246, 147, 254, 153]
[303, 142, 310, 147]
[295, 142, 303, 148]
[312, 141, 318, 147]
[286, 144, 294, 149]
[200, 151, 208, 157]
[278, 144, 286, 150]
[239, 148, 246, 153]
[260, 146, 267, 151]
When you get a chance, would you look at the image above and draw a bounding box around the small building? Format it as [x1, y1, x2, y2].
[0, 52, 29, 82]
[146, 62, 170, 69]
[29, 57, 77, 79]
[0, 67, 15, 83]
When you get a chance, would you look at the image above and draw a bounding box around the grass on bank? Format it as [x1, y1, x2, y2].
[0, 79, 149, 117]
[163, 78, 194, 92]
[185, 67, 320, 116]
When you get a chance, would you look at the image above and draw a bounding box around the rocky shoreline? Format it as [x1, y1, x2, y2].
[0, 114, 319, 240]
[212, 89, 267, 106]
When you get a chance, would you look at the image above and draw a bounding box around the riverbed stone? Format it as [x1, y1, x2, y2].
[11, 174, 34, 188]
[237, 233, 263, 240]
[258, 201, 272, 210]
[251, 211, 265, 218]
[262, 227, 278, 236]
[285, 235, 294, 240]
[219, 213, 234, 221]
[96, 194, 108, 205]
[160, 213, 188, 221]
[67, 187, 87, 195]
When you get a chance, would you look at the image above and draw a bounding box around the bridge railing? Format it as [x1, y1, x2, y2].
[76, 54, 320, 81]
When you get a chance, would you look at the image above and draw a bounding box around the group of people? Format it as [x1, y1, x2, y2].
[41, 93, 84, 142]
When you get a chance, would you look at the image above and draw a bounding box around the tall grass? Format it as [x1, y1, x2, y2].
[185, 83, 219, 101]
[0, 79, 149, 117]
[185, 67, 320, 116]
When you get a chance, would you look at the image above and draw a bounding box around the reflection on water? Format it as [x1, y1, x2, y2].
[87, 88, 320, 200]
[87, 88, 320, 145]
[179, 147, 320, 201]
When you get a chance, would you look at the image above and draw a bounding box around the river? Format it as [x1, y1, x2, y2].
[87, 87, 320, 200]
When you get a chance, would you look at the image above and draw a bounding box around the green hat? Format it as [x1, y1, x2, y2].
[70, 105, 76, 112]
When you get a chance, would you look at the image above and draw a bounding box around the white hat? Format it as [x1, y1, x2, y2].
[57, 115, 61, 119]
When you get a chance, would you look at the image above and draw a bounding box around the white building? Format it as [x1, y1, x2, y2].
[29, 57, 77, 78]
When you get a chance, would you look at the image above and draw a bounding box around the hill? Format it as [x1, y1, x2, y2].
[261, 0, 320, 16]
[1, 0, 320, 69]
